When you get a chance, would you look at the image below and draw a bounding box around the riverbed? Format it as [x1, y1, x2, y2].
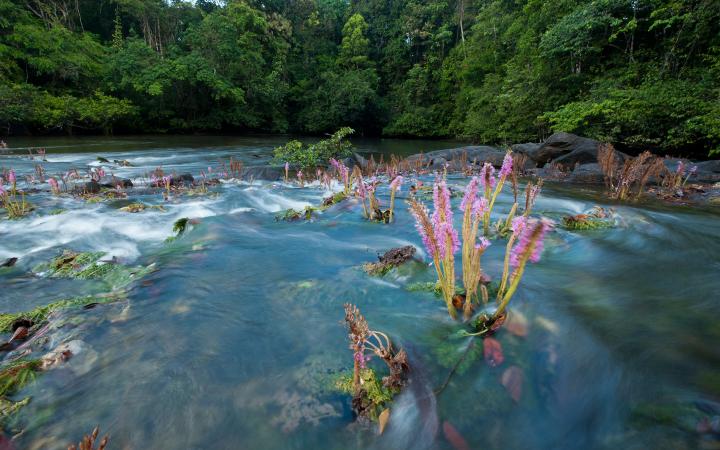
[1, 136, 719, 449]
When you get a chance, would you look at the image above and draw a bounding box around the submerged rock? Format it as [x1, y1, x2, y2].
[363, 246, 417, 276]
[0, 258, 17, 268]
[170, 173, 194, 186]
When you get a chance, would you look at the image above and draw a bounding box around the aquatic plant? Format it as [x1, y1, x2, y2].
[599, 148, 668, 200]
[276, 206, 316, 222]
[388, 175, 403, 222]
[475, 217, 553, 331]
[68, 426, 109, 450]
[459, 177, 491, 319]
[408, 180, 459, 318]
[0, 293, 125, 333]
[343, 304, 408, 419]
[480, 152, 513, 235]
[329, 158, 351, 194]
[523, 179, 543, 217]
[0, 176, 32, 219]
[0, 359, 41, 397]
[562, 207, 615, 230]
[48, 177, 61, 195]
[162, 175, 171, 200]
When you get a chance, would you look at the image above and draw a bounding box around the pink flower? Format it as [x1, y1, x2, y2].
[689, 165, 697, 175]
[0, 185, 5, 196]
[390, 175, 404, 191]
[8, 170, 16, 184]
[471, 197, 488, 220]
[500, 153, 513, 177]
[460, 177, 480, 212]
[97, 168, 105, 178]
[480, 163, 496, 190]
[356, 177, 367, 199]
[509, 219, 553, 267]
[475, 236, 491, 251]
[284, 162, 289, 172]
[48, 178, 59, 190]
[409, 201, 437, 258]
[297, 170, 303, 180]
[676, 161, 685, 175]
[432, 180, 459, 256]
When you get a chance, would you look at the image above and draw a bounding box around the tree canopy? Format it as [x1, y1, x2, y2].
[0, 0, 718, 156]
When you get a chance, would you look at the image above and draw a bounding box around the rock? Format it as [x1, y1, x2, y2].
[82, 180, 101, 194]
[101, 178, 133, 189]
[170, 173, 194, 186]
[693, 160, 720, 183]
[567, 163, 605, 184]
[241, 166, 284, 181]
[406, 146, 506, 168]
[536, 132, 601, 165]
[511, 142, 542, 165]
[363, 246, 417, 276]
[0, 258, 17, 268]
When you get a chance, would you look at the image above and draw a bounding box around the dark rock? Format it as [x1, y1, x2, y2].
[1, 257, 17, 268]
[567, 163, 605, 184]
[241, 166, 284, 181]
[536, 133, 601, 165]
[694, 160, 720, 183]
[511, 143, 542, 163]
[406, 146, 506, 168]
[97, 156, 110, 163]
[363, 246, 417, 275]
[101, 178, 133, 189]
[551, 147, 601, 168]
[82, 180, 101, 194]
[170, 173, 194, 186]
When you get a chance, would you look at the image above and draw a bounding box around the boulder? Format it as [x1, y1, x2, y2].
[694, 160, 720, 183]
[536, 133, 601, 165]
[406, 146, 505, 168]
[101, 178, 133, 189]
[551, 147, 601, 168]
[511, 143, 542, 165]
[241, 166, 284, 181]
[567, 163, 605, 184]
[170, 173, 194, 186]
[82, 180, 101, 194]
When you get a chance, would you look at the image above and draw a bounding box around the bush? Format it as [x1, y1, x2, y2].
[273, 127, 355, 170]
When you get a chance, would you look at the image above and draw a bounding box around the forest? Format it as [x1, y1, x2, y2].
[0, 0, 718, 156]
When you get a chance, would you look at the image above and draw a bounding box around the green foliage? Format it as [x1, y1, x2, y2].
[273, 127, 354, 170]
[335, 368, 395, 420]
[0, 360, 41, 397]
[0, 294, 122, 333]
[0, 0, 718, 155]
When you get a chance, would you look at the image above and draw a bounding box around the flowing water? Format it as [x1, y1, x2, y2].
[0, 137, 719, 450]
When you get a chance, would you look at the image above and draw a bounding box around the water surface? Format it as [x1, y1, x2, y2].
[0, 137, 719, 450]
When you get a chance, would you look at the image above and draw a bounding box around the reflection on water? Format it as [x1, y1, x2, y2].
[0, 138, 719, 450]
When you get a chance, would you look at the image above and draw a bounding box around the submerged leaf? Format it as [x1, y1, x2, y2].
[442, 421, 470, 450]
[501, 366, 524, 403]
[483, 337, 504, 367]
[378, 408, 390, 435]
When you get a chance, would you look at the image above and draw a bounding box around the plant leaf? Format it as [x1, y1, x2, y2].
[378, 408, 390, 435]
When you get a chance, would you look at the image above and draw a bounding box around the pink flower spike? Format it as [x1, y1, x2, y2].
[476, 237, 491, 250]
[390, 175, 404, 191]
[500, 153, 513, 177]
[460, 177, 480, 212]
[479, 163, 496, 190]
[8, 170, 16, 184]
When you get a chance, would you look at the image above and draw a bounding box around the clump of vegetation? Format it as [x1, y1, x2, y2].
[599, 146, 667, 201]
[562, 207, 615, 230]
[321, 191, 347, 209]
[363, 246, 416, 276]
[0, 359, 41, 397]
[273, 128, 354, 171]
[409, 174, 552, 328]
[0, 170, 33, 219]
[68, 426, 109, 450]
[275, 207, 317, 222]
[165, 217, 193, 242]
[342, 304, 408, 421]
[0, 293, 124, 333]
[119, 203, 165, 213]
[33, 251, 153, 290]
